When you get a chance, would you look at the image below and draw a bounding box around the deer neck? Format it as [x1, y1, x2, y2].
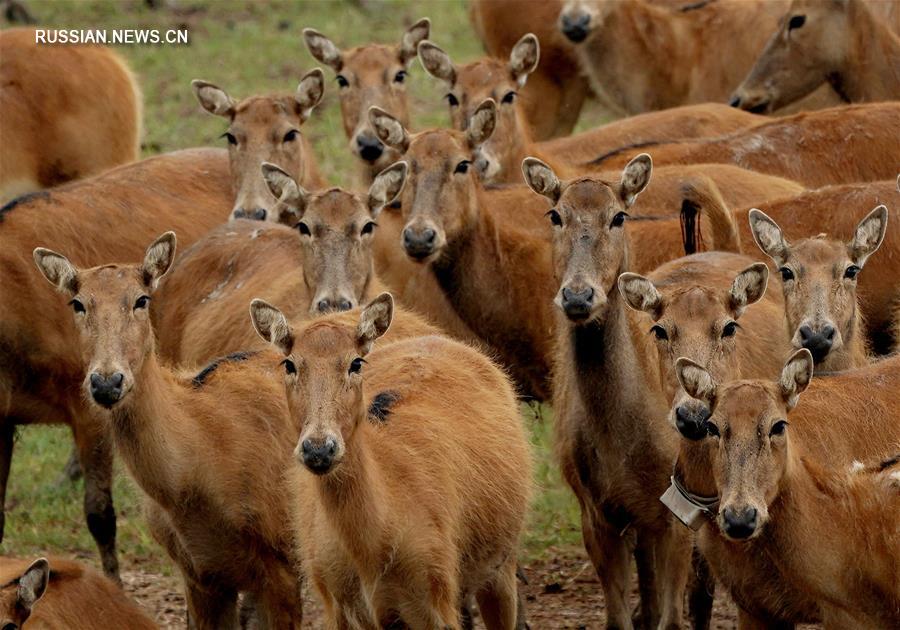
[839, 2, 900, 102]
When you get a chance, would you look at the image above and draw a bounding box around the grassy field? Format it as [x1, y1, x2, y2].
[2, 0, 597, 576]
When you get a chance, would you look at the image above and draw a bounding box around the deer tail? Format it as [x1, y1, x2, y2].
[679, 175, 741, 255]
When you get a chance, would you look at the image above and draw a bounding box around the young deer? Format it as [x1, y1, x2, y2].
[251, 294, 532, 629]
[674, 350, 900, 628]
[731, 0, 900, 113]
[33, 233, 303, 629]
[154, 161, 407, 367]
[748, 205, 888, 370]
[0, 556, 157, 629]
[191, 70, 326, 220]
[303, 19, 430, 183]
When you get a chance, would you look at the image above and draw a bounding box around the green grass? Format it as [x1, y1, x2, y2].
[2, 0, 585, 575]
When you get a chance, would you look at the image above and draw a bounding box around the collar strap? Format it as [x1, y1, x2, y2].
[659, 474, 720, 531]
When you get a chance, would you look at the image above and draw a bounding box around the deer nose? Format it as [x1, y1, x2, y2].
[89, 372, 125, 408]
[316, 298, 354, 313]
[729, 94, 741, 108]
[721, 506, 758, 539]
[561, 12, 591, 43]
[560, 286, 594, 320]
[233, 208, 267, 221]
[301, 438, 337, 475]
[402, 227, 437, 260]
[799, 325, 835, 364]
[675, 404, 711, 440]
[356, 134, 384, 163]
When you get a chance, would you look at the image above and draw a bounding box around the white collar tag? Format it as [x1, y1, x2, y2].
[660, 475, 719, 531]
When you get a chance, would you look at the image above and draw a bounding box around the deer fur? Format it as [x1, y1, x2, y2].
[0, 28, 141, 204]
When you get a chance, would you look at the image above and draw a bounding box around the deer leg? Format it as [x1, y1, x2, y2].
[475, 558, 519, 630]
[0, 422, 14, 542]
[652, 522, 691, 630]
[254, 561, 303, 629]
[633, 534, 659, 629]
[74, 418, 119, 582]
[57, 442, 83, 483]
[581, 507, 634, 630]
[736, 607, 794, 630]
[688, 547, 715, 630]
[185, 578, 239, 630]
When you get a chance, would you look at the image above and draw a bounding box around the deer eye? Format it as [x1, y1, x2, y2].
[296, 222, 311, 236]
[650, 325, 668, 341]
[706, 421, 721, 438]
[843, 264, 861, 280]
[454, 160, 470, 175]
[446, 93, 459, 107]
[394, 70, 407, 84]
[349, 357, 365, 374]
[283, 129, 299, 143]
[69, 298, 86, 314]
[134, 295, 151, 310]
[280, 358, 297, 375]
[779, 267, 795, 281]
[361, 221, 376, 236]
[788, 14, 806, 30]
[501, 91, 516, 104]
[336, 75, 349, 88]
[610, 211, 627, 228]
[770, 420, 788, 437]
[222, 132, 237, 146]
[722, 321, 738, 338]
[546, 209, 562, 227]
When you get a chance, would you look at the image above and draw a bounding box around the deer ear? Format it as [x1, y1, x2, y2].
[521, 157, 561, 203]
[16, 558, 49, 614]
[466, 99, 497, 148]
[142, 232, 177, 290]
[262, 162, 309, 225]
[250, 299, 294, 356]
[368, 106, 410, 152]
[749, 209, 789, 265]
[729, 263, 769, 318]
[675, 357, 718, 406]
[399, 18, 430, 67]
[33, 248, 79, 295]
[302, 28, 343, 71]
[849, 205, 888, 267]
[417, 40, 456, 85]
[368, 162, 408, 215]
[357, 293, 394, 355]
[619, 153, 652, 208]
[296, 68, 325, 122]
[617, 273, 663, 319]
[191, 80, 235, 117]
[780, 348, 813, 411]
[509, 33, 540, 87]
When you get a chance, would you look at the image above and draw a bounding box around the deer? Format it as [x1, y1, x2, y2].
[303, 18, 430, 184]
[673, 350, 900, 628]
[191, 69, 326, 220]
[416, 35, 768, 187]
[32, 232, 308, 629]
[558, 0, 842, 115]
[590, 102, 900, 188]
[155, 161, 408, 367]
[0, 148, 233, 581]
[748, 205, 888, 371]
[521, 153, 793, 629]
[250, 293, 532, 629]
[0, 28, 141, 204]
[680, 176, 900, 354]
[0, 556, 157, 629]
[730, 0, 900, 113]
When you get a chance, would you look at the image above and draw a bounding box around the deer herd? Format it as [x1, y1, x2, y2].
[0, 0, 898, 628]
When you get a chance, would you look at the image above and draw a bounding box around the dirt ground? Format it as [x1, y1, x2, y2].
[122, 548, 814, 629]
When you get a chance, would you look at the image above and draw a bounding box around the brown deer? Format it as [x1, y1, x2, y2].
[522, 155, 787, 629]
[731, 0, 900, 113]
[558, 0, 842, 115]
[673, 350, 900, 628]
[33, 233, 305, 629]
[590, 103, 900, 188]
[250, 294, 532, 629]
[416, 36, 766, 187]
[303, 19, 430, 184]
[191, 70, 326, 220]
[681, 177, 900, 353]
[0, 556, 157, 629]
[748, 205, 888, 371]
[155, 161, 408, 367]
[0, 148, 232, 580]
[0, 28, 141, 204]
